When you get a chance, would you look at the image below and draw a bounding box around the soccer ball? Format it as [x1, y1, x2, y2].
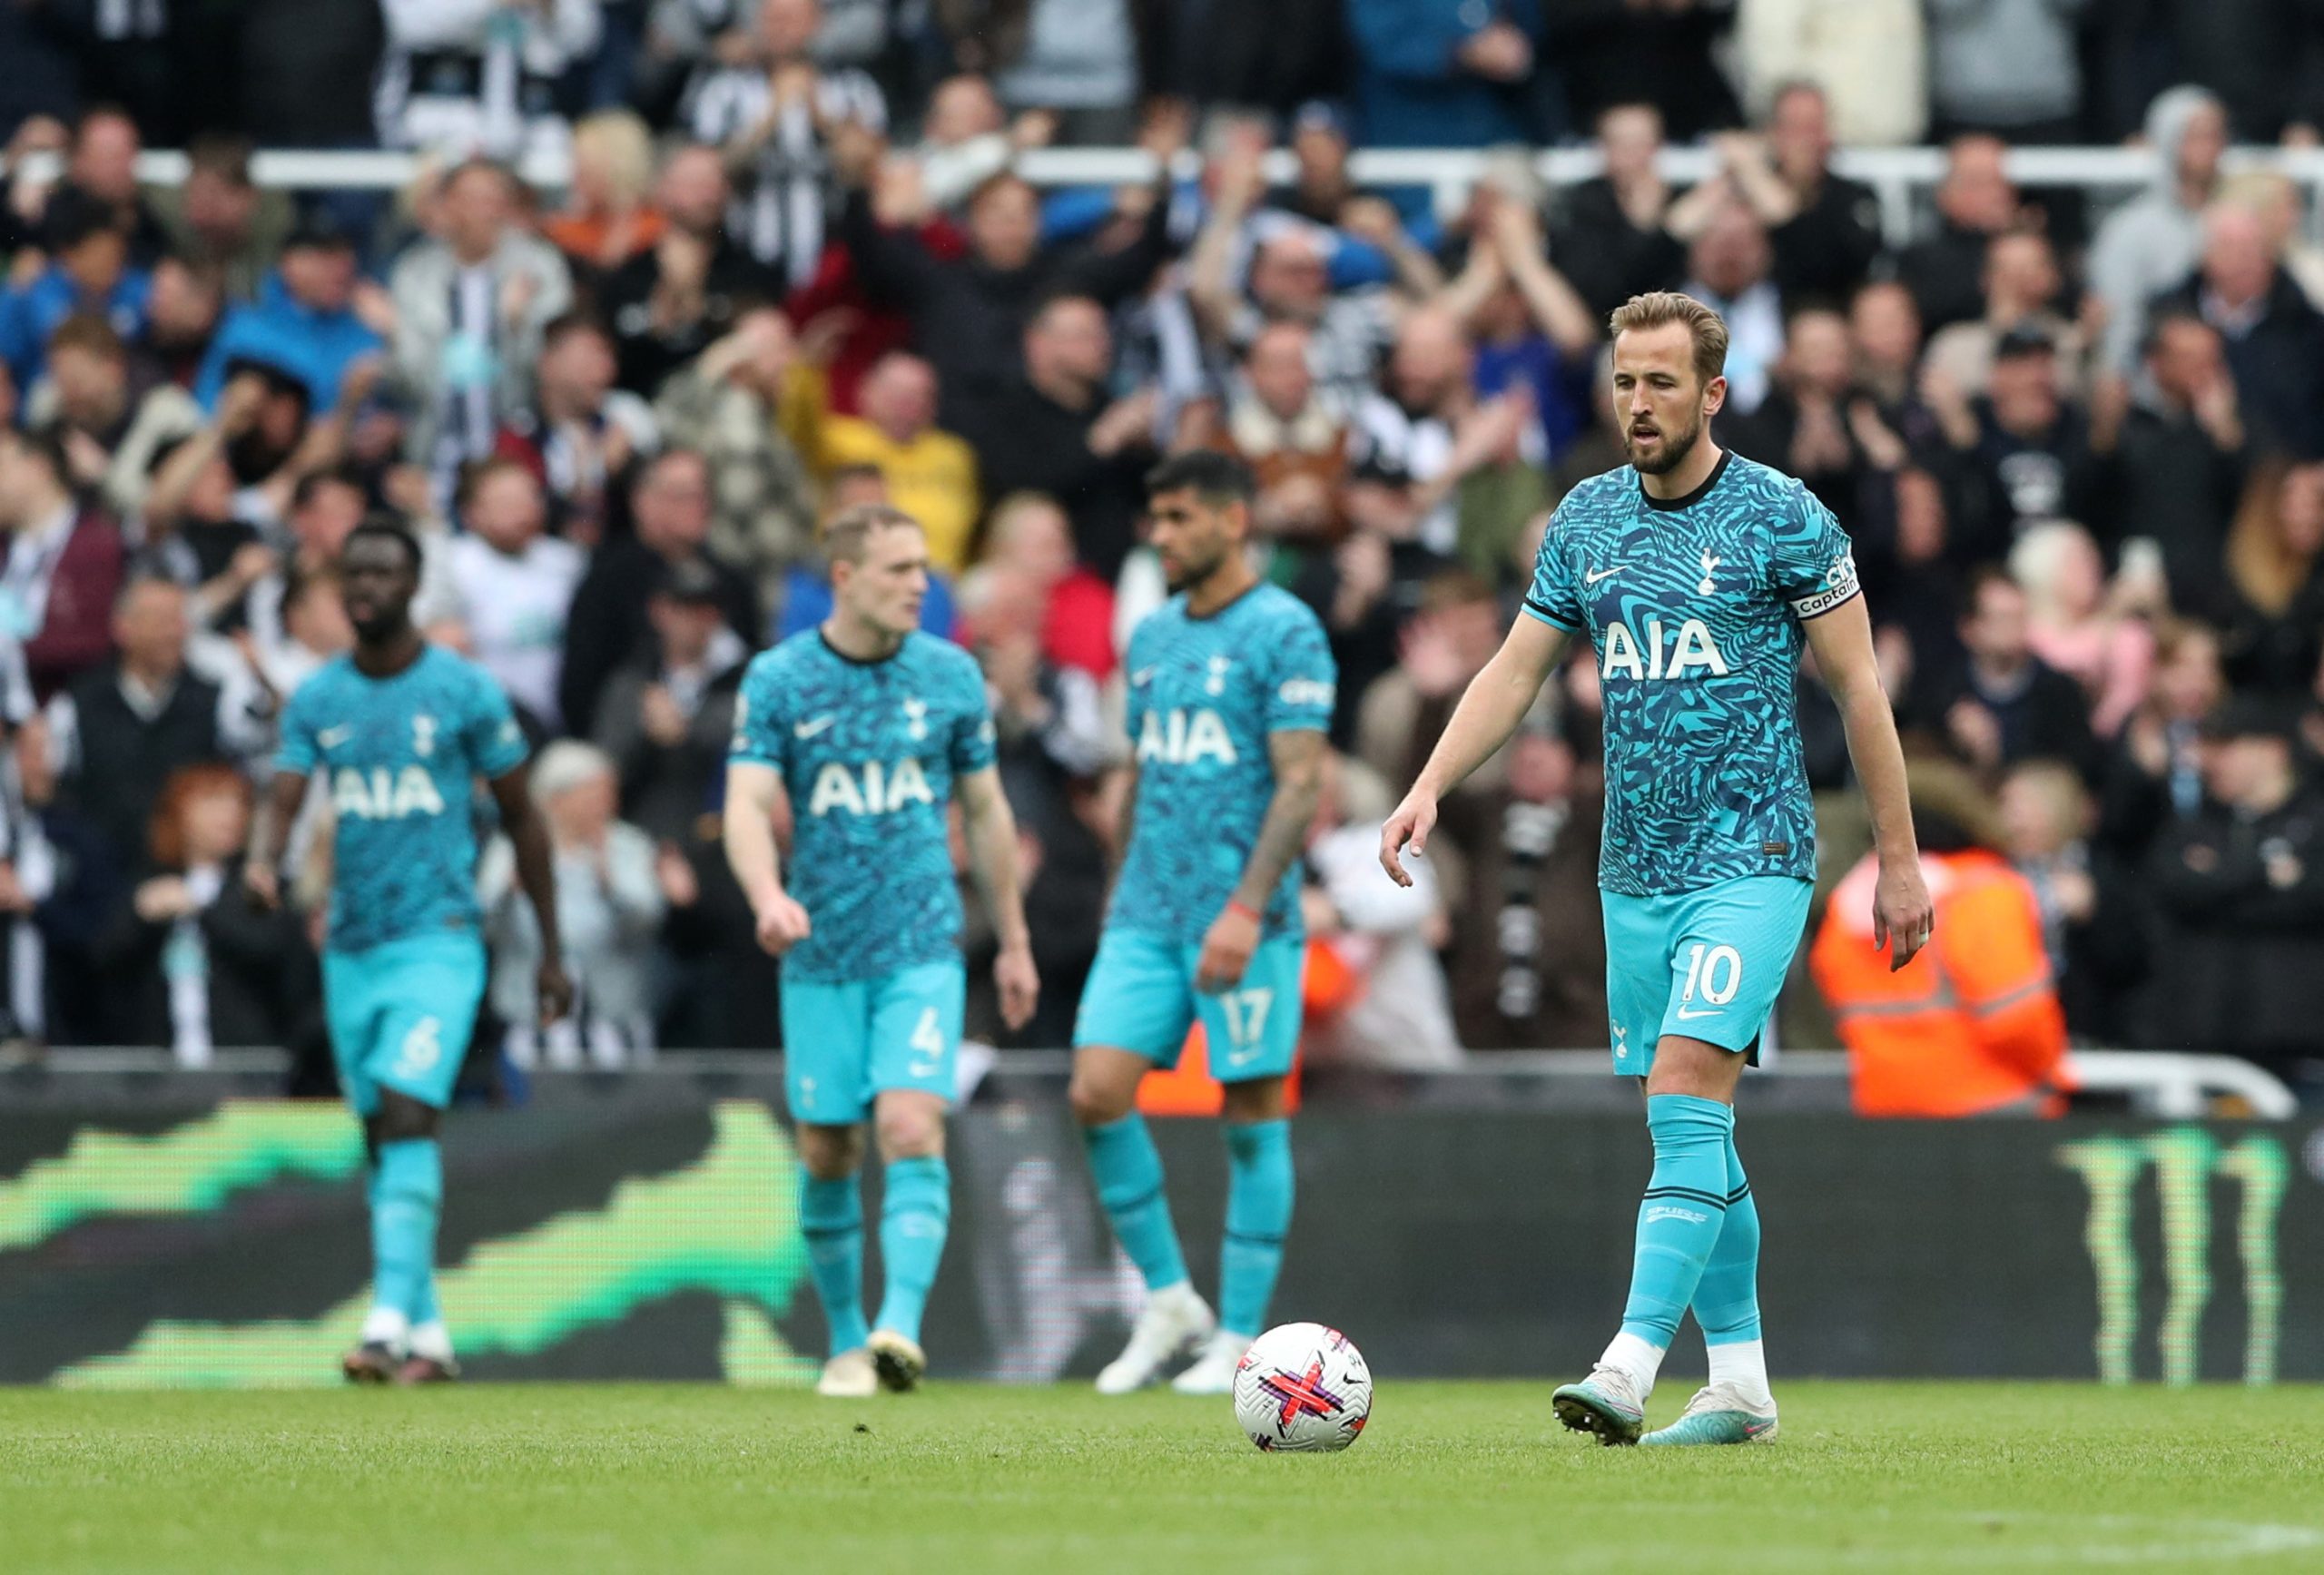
[1232, 1323, 1372, 1452]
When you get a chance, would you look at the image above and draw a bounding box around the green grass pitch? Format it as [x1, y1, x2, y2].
[5, 1382, 2322, 1573]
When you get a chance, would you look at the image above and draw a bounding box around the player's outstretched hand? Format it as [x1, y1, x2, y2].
[1378, 792, 1437, 889]
[995, 943, 1039, 1031]
[1871, 856, 1935, 973]
[537, 960, 575, 1026]
[753, 892, 813, 957]
[243, 861, 281, 911]
[1196, 903, 1260, 993]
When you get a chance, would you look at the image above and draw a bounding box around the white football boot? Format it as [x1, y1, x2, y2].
[816, 1347, 879, 1398]
[1170, 1330, 1252, 1395]
[1096, 1283, 1216, 1394]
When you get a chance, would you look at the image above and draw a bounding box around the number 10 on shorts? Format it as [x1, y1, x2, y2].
[1680, 943, 1743, 1007]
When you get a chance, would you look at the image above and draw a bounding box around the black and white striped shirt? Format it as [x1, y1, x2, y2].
[683, 65, 886, 291]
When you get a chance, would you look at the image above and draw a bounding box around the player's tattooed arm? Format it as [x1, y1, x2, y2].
[1198, 728, 1329, 992]
[241, 771, 310, 909]
[1802, 594, 1934, 971]
[1381, 612, 1570, 885]
[489, 763, 575, 1024]
[955, 766, 1039, 1030]
[723, 761, 812, 955]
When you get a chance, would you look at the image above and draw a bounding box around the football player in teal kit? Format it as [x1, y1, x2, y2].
[724, 503, 1038, 1398]
[1384, 293, 1932, 1445]
[1070, 451, 1336, 1396]
[249, 521, 570, 1384]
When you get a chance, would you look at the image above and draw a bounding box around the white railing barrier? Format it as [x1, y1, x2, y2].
[15, 144, 2324, 248]
[2063, 1049, 2299, 1120]
[15, 1043, 2303, 1117]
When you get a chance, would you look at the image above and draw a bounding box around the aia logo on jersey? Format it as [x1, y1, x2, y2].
[1137, 707, 1238, 766]
[331, 766, 448, 821]
[806, 759, 935, 816]
[1600, 617, 1732, 682]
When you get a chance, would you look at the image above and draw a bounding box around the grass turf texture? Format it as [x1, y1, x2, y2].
[5, 1383, 2323, 1573]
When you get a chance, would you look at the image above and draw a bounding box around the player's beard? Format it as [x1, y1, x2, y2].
[1625, 409, 1704, 476]
[1162, 546, 1228, 594]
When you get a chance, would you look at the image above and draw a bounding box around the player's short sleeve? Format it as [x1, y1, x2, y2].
[1769, 484, 1861, 620]
[950, 654, 999, 773]
[467, 670, 530, 779]
[1122, 620, 1155, 739]
[727, 656, 788, 769]
[271, 674, 320, 776]
[1265, 603, 1337, 733]
[1523, 505, 1584, 631]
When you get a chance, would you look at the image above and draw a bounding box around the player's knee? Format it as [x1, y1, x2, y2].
[796, 1124, 865, 1180]
[374, 1092, 439, 1144]
[1220, 1078, 1287, 1124]
[1068, 1070, 1134, 1128]
[873, 1102, 944, 1160]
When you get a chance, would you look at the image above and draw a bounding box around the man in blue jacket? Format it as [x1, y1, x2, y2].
[0, 190, 151, 392]
[195, 214, 383, 416]
[1346, 0, 1553, 148]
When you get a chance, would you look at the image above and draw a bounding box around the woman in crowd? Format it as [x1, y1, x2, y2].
[2221, 457, 2324, 696]
[544, 110, 666, 290]
[93, 763, 315, 1064]
[2010, 518, 2157, 739]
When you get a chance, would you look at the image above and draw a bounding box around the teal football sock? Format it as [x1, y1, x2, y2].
[873, 1157, 950, 1344]
[372, 1139, 442, 1327]
[1691, 1127, 1762, 1346]
[800, 1172, 870, 1355]
[1219, 1119, 1293, 1339]
[1082, 1114, 1190, 1292]
[1619, 1095, 1735, 1349]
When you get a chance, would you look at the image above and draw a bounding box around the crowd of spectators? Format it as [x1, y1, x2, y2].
[1, 3, 2321, 1094]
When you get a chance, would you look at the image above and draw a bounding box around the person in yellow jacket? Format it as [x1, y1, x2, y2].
[812, 353, 980, 572]
[1810, 764, 2071, 1117]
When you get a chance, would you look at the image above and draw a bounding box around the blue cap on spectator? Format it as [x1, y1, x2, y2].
[1292, 101, 1351, 143]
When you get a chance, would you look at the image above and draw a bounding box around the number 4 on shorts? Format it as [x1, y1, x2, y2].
[906, 1007, 946, 1077]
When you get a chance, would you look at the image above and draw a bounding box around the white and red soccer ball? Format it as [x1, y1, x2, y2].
[1232, 1323, 1373, 1452]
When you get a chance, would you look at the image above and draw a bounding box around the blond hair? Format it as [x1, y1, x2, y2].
[1609, 290, 1729, 387]
[571, 111, 656, 211]
[2226, 455, 2324, 615]
[822, 503, 924, 565]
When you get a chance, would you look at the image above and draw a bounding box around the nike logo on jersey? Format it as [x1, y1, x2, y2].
[317, 725, 352, 749]
[1584, 566, 1626, 586]
[1674, 1005, 1723, 1020]
[1131, 668, 1156, 686]
[793, 715, 837, 740]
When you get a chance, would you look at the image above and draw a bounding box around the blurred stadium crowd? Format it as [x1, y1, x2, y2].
[0, 1, 2319, 1096]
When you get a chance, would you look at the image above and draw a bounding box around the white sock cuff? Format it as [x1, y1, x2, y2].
[360, 1306, 410, 1349]
[408, 1320, 455, 1363]
[1707, 1337, 1771, 1405]
[1600, 1331, 1667, 1397]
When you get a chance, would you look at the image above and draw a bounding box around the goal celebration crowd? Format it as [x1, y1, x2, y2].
[0, 1, 2319, 1095]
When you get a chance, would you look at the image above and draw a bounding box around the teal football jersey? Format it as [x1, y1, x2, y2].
[1525, 451, 1860, 897]
[1110, 583, 1337, 943]
[275, 645, 529, 952]
[729, 630, 996, 983]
